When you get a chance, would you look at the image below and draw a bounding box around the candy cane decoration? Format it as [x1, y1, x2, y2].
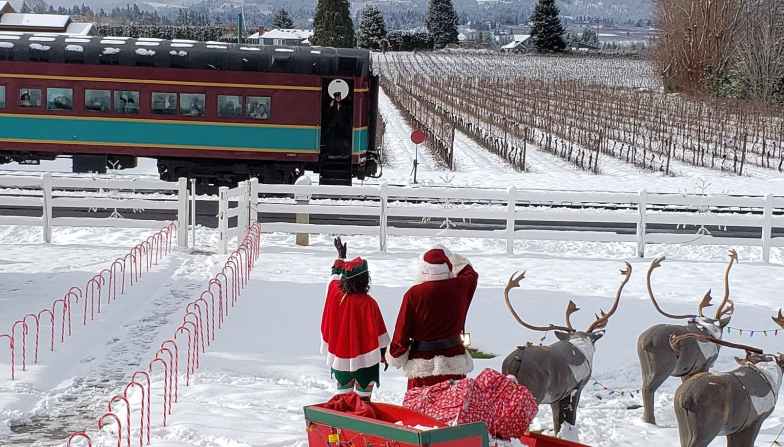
[0, 334, 14, 380]
[67, 432, 92, 446]
[148, 357, 169, 426]
[200, 290, 217, 340]
[207, 280, 224, 328]
[175, 326, 193, 385]
[112, 259, 126, 298]
[108, 395, 132, 447]
[22, 314, 40, 364]
[123, 381, 147, 447]
[123, 252, 137, 286]
[65, 288, 80, 335]
[213, 273, 230, 317]
[160, 341, 178, 403]
[180, 320, 200, 368]
[11, 320, 28, 371]
[37, 309, 55, 354]
[98, 412, 123, 447]
[131, 371, 151, 445]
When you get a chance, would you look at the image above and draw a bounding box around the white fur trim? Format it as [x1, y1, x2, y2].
[420, 262, 452, 282]
[321, 340, 381, 372]
[386, 348, 409, 369]
[379, 333, 390, 348]
[401, 352, 474, 379]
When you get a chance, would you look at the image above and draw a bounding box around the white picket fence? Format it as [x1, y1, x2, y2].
[253, 183, 784, 263]
[0, 174, 189, 247]
[216, 178, 259, 254]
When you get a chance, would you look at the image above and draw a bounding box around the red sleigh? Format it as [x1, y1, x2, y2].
[304, 400, 589, 447]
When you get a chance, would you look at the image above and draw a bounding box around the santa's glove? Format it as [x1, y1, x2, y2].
[382, 359, 389, 372]
[334, 237, 347, 259]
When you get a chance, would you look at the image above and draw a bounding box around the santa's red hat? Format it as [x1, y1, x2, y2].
[419, 247, 453, 282]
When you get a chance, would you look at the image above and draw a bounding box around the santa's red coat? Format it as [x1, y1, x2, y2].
[387, 252, 478, 378]
[320, 259, 390, 372]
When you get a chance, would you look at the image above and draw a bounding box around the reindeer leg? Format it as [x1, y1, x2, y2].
[638, 337, 675, 425]
[550, 401, 562, 436]
[726, 420, 763, 447]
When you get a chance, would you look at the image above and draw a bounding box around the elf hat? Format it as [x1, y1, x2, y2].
[343, 257, 369, 279]
[420, 247, 453, 282]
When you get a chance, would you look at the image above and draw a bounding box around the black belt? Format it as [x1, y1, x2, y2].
[411, 336, 462, 352]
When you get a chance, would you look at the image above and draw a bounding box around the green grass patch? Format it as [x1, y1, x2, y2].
[467, 347, 497, 359]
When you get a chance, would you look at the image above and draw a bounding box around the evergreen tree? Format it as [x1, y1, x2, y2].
[271, 8, 294, 29]
[312, 0, 355, 48]
[580, 27, 598, 47]
[20, 2, 31, 13]
[357, 6, 387, 50]
[529, 0, 566, 52]
[426, 0, 459, 49]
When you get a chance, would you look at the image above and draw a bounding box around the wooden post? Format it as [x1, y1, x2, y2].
[379, 183, 388, 253]
[249, 178, 259, 225]
[506, 186, 516, 255]
[190, 178, 197, 249]
[294, 176, 311, 246]
[238, 180, 249, 236]
[637, 190, 648, 258]
[176, 178, 188, 249]
[218, 186, 229, 255]
[41, 173, 52, 243]
[762, 194, 773, 264]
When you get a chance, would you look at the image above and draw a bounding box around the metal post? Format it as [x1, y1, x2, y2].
[506, 186, 516, 255]
[177, 178, 188, 249]
[379, 183, 388, 253]
[190, 179, 197, 249]
[762, 194, 773, 264]
[41, 173, 52, 243]
[218, 186, 229, 255]
[294, 176, 311, 246]
[637, 190, 648, 258]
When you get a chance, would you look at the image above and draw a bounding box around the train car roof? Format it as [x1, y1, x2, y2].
[0, 32, 371, 77]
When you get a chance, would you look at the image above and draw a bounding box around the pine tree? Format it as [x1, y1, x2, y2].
[312, 0, 355, 48]
[357, 6, 387, 50]
[20, 2, 31, 13]
[530, 0, 566, 52]
[426, 0, 459, 49]
[272, 8, 294, 29]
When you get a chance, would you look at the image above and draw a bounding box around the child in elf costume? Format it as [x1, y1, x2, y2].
[321, 237, 390, 400]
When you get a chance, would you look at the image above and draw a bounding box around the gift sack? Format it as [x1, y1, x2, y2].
[402, 377, 489, 425]
[321, 392, 377, 419]
[474, 368, 538, 439]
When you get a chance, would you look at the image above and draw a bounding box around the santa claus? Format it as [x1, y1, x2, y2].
[386, 246, 479, 390]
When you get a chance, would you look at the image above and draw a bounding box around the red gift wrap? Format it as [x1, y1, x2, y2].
[403, 368, 538, 439]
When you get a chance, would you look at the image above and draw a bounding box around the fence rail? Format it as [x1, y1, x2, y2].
[0, 174, 188, 247]
[254, 183, 784, 263]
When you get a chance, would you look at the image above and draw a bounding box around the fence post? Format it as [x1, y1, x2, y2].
[177, 178, 188, 249]
[249, 178, 259, 225]
[294, 176, 311, 247]
[218, 186, 229, 255]
[506, 186, 516, 255]
[190, 179, 197, 249]
[41, 173, 52, 243]
[238, 181, 249, 236]
[637, 190, 648, 258]
[379, 183, 388, 253]
[762, 194, 773, 264]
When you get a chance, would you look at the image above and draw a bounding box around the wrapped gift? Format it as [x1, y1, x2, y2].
[403, 375, 489, 425]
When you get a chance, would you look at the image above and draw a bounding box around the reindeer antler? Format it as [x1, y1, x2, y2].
[504, 271, 574, 333]
[714, 249, 738, 321]
[697, 290, 713, 318]
[587, 262, 632, 333]
[646, 256, 698, 320]
[670, 333, 763, 355]
[565, 301, 580, 331]
[772, 309, 784, 329]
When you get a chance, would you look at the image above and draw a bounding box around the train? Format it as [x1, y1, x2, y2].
[0, 33, 381, 186]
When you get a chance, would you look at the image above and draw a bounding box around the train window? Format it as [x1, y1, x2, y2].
[151, 92, 177, 115]
[218, 95, 242, 118]
[0, 86, 5, 108]
[180, 93, 205, 117]
[245, 96, 270, 120]
[47, 88, 73, 111]
[114, 91, 140, 114]
[85, 90, 111, 112]
[18, 88, 42, 108]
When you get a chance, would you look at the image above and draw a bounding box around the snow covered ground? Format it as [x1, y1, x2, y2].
[3, 222, 783, 446]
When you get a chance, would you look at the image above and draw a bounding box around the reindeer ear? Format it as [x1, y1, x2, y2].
[554, 331, 571, 341]
[719, 316, 732, 328]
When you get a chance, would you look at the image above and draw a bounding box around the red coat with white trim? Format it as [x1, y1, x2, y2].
[320, 259, 390, 372]
[387, 248, 479, 378]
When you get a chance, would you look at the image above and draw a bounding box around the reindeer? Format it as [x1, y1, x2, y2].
[501, 263, 632, 438]
[637, 249, 737, 424]
[671, 312, 784, 447]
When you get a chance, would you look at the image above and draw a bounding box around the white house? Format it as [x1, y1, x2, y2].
[249, 29, 313, 47]
[0, 3, 93, 35]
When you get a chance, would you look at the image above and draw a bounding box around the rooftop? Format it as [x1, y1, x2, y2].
[260, 29, 313, 40]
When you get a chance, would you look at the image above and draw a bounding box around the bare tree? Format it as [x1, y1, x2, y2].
[734, 0, 784, 101]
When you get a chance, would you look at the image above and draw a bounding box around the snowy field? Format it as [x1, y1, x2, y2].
[2, 224, 784, 446]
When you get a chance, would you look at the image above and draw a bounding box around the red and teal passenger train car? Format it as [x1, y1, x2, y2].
[0, 33, 381, 186]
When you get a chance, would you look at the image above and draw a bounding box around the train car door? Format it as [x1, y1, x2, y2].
[319, 78, 354, 185]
